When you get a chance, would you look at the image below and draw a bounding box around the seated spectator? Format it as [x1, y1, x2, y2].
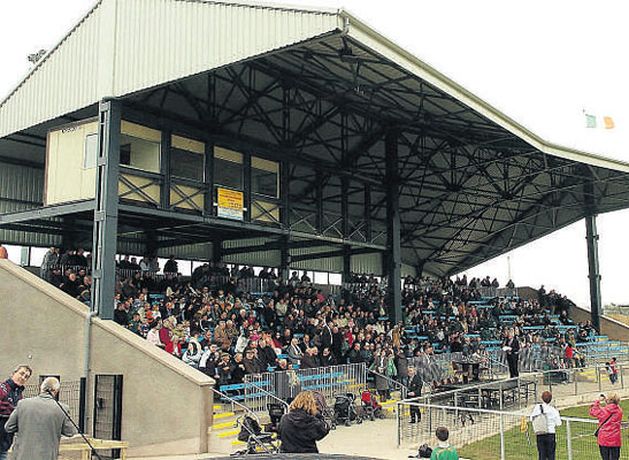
[301, 347, 321, 369]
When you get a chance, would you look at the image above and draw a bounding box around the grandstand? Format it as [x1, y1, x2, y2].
[2, 0, 629, 459]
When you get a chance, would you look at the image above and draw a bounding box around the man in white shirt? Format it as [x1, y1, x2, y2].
[529, 391, 562, 460]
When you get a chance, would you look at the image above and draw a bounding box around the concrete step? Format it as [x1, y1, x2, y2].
[213, 411, 236, 420]
[212, 420, 238, 430]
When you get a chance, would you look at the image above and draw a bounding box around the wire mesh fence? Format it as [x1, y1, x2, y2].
[398, 403, 629, 460]
[23, 378, 83, 424]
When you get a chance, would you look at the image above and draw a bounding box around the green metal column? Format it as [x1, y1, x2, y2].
[92, 99, 121, 320]
[585, 214, 602, 332]
[385, 130, 402, 323]
[280, 236, 290, 281]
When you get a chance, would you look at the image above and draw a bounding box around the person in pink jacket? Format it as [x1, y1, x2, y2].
[590, 393, 623, 460]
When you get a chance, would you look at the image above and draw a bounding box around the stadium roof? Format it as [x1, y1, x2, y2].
[2, 0, 629, 277]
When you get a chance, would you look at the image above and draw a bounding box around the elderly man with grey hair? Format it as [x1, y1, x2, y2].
[4, 377, 77, 460]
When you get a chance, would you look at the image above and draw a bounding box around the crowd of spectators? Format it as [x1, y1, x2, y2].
[36, 246, 594, 396]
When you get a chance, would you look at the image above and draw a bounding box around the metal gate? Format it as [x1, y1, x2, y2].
[93, 374, 123, 459]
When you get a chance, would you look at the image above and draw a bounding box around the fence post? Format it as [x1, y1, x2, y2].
[574, 368, 578, 395]
[499, 381, 503, 411]
[621, 364, 625, 389]
[598, 363, 602, 392]
[499, 413, 505, 460]
[79, 377, 87, 434]
[566, 419, 573, 460]
[396, 402, 401, 447]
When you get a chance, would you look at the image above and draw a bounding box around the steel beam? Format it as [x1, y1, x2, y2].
[0, 200, 96, 225]
[92, 99, 121, 320]
[585, 214, 602, 332]
[385, 130, 402, 323]
[291, 246, 376, 263]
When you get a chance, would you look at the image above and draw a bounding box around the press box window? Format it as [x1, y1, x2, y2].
[119, 121, 161, 173]
[251, 156, 279, 198]
[171, 135, 205, 181]
[214, 146, 243, 190]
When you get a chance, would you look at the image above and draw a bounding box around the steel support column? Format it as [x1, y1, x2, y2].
[316, 171, 324, 234]
[385, 130, 402, 323]
[585, 214, 602, 332]
[92, 99, 121, 320]
[160, 129, 171, 209]
[204, 142, 214, 216]
[342, 244, 351, 284]
[280, 236, 290, 281]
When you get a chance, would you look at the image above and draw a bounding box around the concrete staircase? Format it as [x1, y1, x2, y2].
[209, 403, 242, 450]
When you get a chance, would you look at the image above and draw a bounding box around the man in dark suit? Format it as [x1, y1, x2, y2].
[504, 330, 520, 378]
[407, 367, 423, 423]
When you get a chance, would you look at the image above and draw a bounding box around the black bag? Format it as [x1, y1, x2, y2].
[418, 443, 433, 458]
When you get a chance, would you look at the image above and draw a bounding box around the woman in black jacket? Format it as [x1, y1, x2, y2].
[278, 391, 330, 453]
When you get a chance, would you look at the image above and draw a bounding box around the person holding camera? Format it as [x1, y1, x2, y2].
[529, 391, 562, 460]
[278, 391, 330, 453]
[591, 393, 623, 460]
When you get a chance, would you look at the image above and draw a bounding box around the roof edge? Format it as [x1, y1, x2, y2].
[0, 0, 103, 110]
[341, 10, 629, 174]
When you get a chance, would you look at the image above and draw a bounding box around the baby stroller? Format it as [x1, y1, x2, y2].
[360, 390, 385, 421]
[333, 393, 362, 426]
[313, 390, 336, 430]
[264, 403, 286, 433]
[233, 415, 278, 455]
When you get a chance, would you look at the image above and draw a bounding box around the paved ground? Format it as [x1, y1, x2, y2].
[134, 418, 413, 460]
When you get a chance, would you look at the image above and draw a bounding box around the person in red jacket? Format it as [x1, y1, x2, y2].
[590, 393, 623, 460]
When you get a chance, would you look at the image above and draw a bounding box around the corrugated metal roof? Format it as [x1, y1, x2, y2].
[1, 0, 627, 175]
[0, 0, 341, 139]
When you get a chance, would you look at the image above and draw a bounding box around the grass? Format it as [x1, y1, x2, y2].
[457, 401, 629, 460]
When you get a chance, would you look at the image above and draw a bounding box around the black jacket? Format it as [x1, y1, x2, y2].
[278, 409, 329, 453]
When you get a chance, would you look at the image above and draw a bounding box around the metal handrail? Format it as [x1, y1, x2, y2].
[211, 388, 262, 425]
[367, 368, 408, 399]
[248, 382, 290, 412]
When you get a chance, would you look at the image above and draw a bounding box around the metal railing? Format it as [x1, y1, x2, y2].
[398, 361, 629, 448]
[242, 362, 367, 412]
[212, 387, 262, 425]
[397, 402, 627, 460]
[367, 368, 408, 399]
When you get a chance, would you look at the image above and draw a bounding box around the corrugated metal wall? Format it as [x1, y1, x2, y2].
[113, 0, 339, 97]
[401, 263, 417, 278]
[291, 245, 343, 272]
[351, 252, 381, 275]
[0, 162, 58, 246]
[223, 237, 280, 267]
[0, 3, 102, 138]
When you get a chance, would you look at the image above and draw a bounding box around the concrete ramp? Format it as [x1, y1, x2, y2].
[0, 260, 215, 457]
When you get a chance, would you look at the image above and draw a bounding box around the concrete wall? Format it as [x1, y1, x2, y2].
[0, 260, 214, 457]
